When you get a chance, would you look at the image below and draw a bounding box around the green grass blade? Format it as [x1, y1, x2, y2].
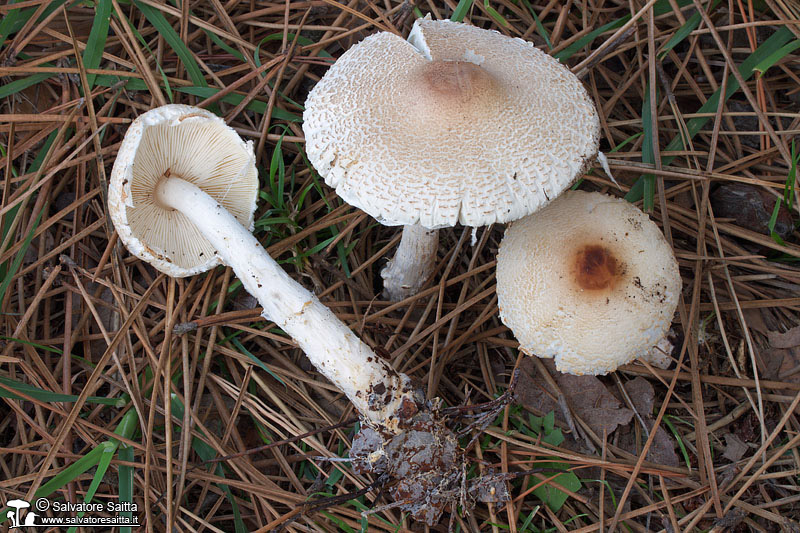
[483, 0, 509, 27]
[175, 86, 302, 121]
[83, 0, 113, 89]
[554, 16, 629, 61]
[66, 442, 117, 533]
[1, 128, 57, 270]
[0, 0, 68, 51]
[230, 337, 286, 386]
[0, 208, 42, 306]
[668, 27, 793, 141]
[626, 26, 795, 202]
[784, 140, 797, 209]
[555, 0, 695, 62]
[35, 444, 110, 498]
[653, 0, 695, 16]
[0, 144, 18, 179]
[63, 409, 140, 532]
[255, 32, 332, 62]
[520, 0, 552, 49]
[93, 74, 148, 92]
[269, 135, 287, 209]
[0, 375, 124, 406]
[663, 415, 692, 469]
[753, 39, 800, 74]
[255, 214, 297, 226]
[658, 0, 721, 59]
[640, 83, 657, 212]
[132, 1, 206, 87]
[336, 239, 358, 277]
[298, 149, 332, 211]
[203, 28, 245, 62]
[171, 395, 246, 533]
[451, 0, 472, 21]
[320, 511, 356, 533]
[113, 407, 140, 440]
[0, 72, 55, 100]
[767, 198, 787, 245]
[34, 410, 137, 521]
[519, 506, 540, 531]
[0, 1, 28, 51]
[0, 336, 65, 354]
[118, 443, 134, 533]
[281, 234, 336, 265]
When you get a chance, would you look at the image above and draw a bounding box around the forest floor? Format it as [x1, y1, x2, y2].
[2, 0, 800, 531]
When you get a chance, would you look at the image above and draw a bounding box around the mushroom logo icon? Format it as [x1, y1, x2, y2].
[4, 498, 31, 529]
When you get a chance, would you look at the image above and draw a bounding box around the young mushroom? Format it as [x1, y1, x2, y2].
[303, 17, 600, 301]
[496, 190, 682, 375]
[108, 104, 417, 429]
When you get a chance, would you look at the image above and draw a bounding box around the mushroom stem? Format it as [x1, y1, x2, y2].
[155, 176, 416, 427]
[381, 225, 439, 302]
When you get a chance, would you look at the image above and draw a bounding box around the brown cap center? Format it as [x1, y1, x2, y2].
[421, 61, 492, 97]
[573, 245, 619, 291]
[410, 60, 502, 122]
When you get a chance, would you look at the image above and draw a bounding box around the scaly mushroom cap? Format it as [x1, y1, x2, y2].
[108, 104, 259, 277]
[303, 18, 600, 229]
[496, 191, 681, 375]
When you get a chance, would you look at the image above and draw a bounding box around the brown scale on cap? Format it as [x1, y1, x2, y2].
[572, 244, 621, 291]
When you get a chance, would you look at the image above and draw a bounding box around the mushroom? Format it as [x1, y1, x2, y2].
[495, 190, 682, 375]
[5, 499, 30, 527]
[303, 17, 600, 301]
[5, 500, 30, 509]
[108, 104, 417, 429]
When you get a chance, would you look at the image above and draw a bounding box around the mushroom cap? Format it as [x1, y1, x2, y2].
[5, 500, 30, 508]
[108, 104, 259, 277]
[496, 191, 681, 375]
[303, 18, 600, 229]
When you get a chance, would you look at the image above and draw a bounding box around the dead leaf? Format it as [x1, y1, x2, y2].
[722, 433, 748, 462]
[716, 463, 738, 489]
[711, 183, 793, 240]
[619, 377, 680, 467]
[623, 377, 655, 413]
[762, 348, 786, 380]
[742, 309, 770, 335]
[761, 346, 800, 386]
[515, 358, 633, 438]
[734, 411, 761, 443]
[779, 348, 800, 382]
[768, 325, 800, 349]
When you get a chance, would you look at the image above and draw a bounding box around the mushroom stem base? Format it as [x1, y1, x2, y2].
[381, 225, 439, 302]
[155, 176, 418, 427]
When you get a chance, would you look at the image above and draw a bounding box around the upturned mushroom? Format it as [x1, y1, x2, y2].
[496, 190, 682, 375]
[303, 17, 600, 301]
[108, 104, 417, 428]
[109, 104, 511, 526]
